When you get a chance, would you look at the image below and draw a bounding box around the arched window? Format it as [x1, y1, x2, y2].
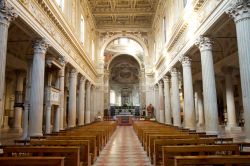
[80, 15, 85, 44]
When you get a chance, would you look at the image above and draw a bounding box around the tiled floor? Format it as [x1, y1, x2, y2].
[93, 126, 152, 166]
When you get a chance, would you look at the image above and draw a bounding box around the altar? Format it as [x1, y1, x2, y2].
[117, 115, 133, 126]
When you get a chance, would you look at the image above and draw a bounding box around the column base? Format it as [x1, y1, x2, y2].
[205, 130, 219, 135]
[225, 126, 242, 131]
[3, 116, 9, 130]
[13, 127, 23, 133]
[29, 132, 43, 137]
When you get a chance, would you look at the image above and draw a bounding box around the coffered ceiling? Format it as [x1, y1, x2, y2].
[86, 0, 159, 30]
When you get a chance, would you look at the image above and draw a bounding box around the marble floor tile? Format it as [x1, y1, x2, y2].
[93, 126, 152, 166]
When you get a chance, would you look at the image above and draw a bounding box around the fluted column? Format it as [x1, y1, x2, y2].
[59, 58, 65, 130]
[22, 61, 32, 139]
[68, 68, 78, 128]
[45, 104, 51, 134]
[29, 39, 49, 136]
[0, 2, 18, 127]
[222, 67, 241, 131]
[158, 80, 165, 123]
[227, 0, 250, 140]
[14, 71, 25, 131]
[195, 80, 205, 131]
[195, 36, 218, 134]
[180, 56, 196, 130]
[78, 76, 86, 125]
[163, 76, 172, 124]
[171, 68, 181, 127]
[154, 84, 159, 120]
[85, 82, 91, 124]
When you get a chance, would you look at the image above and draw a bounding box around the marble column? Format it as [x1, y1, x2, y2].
[195, 36, 218, 134]
[59, 58, 65, 130]
[45, 72, 52, 134]
[195, 80, 205, 130]
[85, 82, 91, 124]
[68, 68, 77, 128]
[0, 2, 18, 127]
[29, 39, 48, 136]
[227, 0, 250, 140]
[78, 76, 86, 125]
[22, 61, 32, 139]
[158, 81, 165, 123]
[14, 71, 25, 131]
[180, 56, 196, 130]
[45, 104, 52, 134]
[154, 84, 159, 120]
[171, 68, 181, 127]
[163, 75, 172, 124]
[223, 67, 241, 131]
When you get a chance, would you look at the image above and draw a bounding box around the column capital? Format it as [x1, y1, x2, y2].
[79, 76, 86, 84]
[0, 1, 18, 26]
[179, 55, 191, 67]
[158, 80, 163, 87]
[195, 36, 213, 51]
[59, 56, 67, 66]
[227, 0, 250, 23]
[33, 39, 49, 55]
[170, 67, 179, 77]
[163, 75, 170, 83]
[69, 68, 78, 78]
[86, 81, 92, 89]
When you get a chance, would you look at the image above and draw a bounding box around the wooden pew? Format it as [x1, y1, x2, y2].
[30, 139, 90, 166]
[35, 135, 97, 164]
[153, 138, 216, 165]
[0, 156, 65, 166]
[147, 134, 197, 155]
[2, 146, 80, 166]
[174, 155, 250, 165]
[162, 144, 240, 166]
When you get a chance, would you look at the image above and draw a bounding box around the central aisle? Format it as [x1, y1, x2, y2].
[94, 126, 152, 166]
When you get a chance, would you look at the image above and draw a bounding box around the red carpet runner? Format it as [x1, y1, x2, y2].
[94, 126, 152, 166]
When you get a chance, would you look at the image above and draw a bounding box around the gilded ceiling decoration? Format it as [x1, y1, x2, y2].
[87, 0, 159, 29]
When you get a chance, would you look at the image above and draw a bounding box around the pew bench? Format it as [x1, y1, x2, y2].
[0, 156, 65, 166]
[162, 144, 240, 166]
[153, 138, 216, 165]
[2, 146, 80, 166]
[30, 139, 90, 166]
[174, 155, 250, 166]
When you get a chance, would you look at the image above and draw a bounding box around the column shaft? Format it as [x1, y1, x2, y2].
[78, 76, 86, 125]
[85, 82, 91, 124]
[181, 56, 196, 130]
[227, 1, 250, 139]
[29, 39, 48, 136]
[163, 76, 172, 124]
[45, 104, 51, 134]
[59, 61, 65, 130]
[158, 81, 165, 123]
[68, 69, 77, 128]
[171, 68, 181, 127]
[196, 81, 205, 130]
[0, 3, 17, 127]
[196, 37, 218, 134]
